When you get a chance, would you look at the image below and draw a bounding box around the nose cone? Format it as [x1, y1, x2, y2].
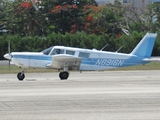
[4, 53, 12, 60]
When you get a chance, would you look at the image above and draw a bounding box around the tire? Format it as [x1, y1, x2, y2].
[59, 72, 69, 80]
[17, 72, 25, 81]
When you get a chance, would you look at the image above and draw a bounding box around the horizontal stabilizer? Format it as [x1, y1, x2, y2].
[142, 57, 160, 62]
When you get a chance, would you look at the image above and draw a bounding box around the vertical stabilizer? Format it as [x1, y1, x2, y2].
[130, 33, 157, 58]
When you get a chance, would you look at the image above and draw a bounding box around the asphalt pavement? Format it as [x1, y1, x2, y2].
[0, 71, 160, 120]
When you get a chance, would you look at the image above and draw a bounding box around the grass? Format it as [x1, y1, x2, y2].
[110, 62, 160, 71]
[0, 66, 57, 74]
[0, 62, 160, 74]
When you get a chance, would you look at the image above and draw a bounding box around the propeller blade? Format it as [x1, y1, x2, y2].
[9, 60, 10, 71]
[8, 40, 10, 54]
[8, 40, 11, 71]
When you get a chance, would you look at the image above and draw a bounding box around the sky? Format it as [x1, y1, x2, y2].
[152, 0, 160, 2]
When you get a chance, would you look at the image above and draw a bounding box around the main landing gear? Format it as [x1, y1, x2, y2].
[59, 71, 69, 80]
[59, 67, 69, 80]
[17, 68, 25, 81]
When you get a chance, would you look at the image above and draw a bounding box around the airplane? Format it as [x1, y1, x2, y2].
[4, 32, 157, 81]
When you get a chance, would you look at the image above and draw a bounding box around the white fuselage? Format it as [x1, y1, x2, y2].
[9, 46, 147, 71]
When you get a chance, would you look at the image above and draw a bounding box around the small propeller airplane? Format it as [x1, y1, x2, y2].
[4, 32, 157, 81]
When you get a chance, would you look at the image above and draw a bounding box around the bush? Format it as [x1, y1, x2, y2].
[1, 31, 159, 60]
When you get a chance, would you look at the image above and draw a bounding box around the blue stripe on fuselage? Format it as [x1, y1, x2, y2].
[81, 56, 148, 67]
[13, 55, 52, 61]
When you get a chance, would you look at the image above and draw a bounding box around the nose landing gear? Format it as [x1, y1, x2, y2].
[17, 68, 25, 81]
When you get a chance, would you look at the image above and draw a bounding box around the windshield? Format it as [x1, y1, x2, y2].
[50, 49, 64, 55]
[41, 46, 53, 55]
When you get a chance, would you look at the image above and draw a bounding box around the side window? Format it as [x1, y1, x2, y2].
[123, 0, 127, 3]
[50, 49, 64, 55]
[66, 50, 75, 55]
[78, 52, 90, 58]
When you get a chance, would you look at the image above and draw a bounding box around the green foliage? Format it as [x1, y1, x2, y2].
[1, 31, 160, 60]
[152, 2, 160, 32]
[153, 31, 160, 56]
[114, 31, 144, 53]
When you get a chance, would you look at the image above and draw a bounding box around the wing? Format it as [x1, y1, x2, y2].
[46, 54, 82, 70]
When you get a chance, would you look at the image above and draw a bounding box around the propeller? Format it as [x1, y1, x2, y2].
[8, 40, 10, 54]
[8, 40, 11, 70]
[8, 41, 12, 70]
[3, 39, 13, 71]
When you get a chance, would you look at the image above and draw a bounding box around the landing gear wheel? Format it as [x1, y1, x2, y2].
[59, 72, 69, 80]
[17, 72, 25, 81]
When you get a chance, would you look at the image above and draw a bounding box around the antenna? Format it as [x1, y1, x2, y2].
[100, 44, 108, 51]
[116, 44, 125, 53]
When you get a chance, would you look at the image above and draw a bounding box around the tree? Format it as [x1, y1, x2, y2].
[14, 0, 48, 36]
[122, 2, 158, 33]
[0, 0, 54, 36]
[152, 2, 160, 33]
[0, 0, 5, 32]
[50, 0, 98, 34]
[0, 0, 17, 34]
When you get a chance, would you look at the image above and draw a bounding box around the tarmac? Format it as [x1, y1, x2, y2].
[0, 60, 10, 66]
[0, 70, 160, 120]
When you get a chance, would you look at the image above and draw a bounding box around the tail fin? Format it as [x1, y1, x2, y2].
[130, 33, 157, 58]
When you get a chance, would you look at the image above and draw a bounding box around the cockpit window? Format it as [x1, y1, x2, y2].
[50, 49, 64, 55]
[41, 46, 53, 55]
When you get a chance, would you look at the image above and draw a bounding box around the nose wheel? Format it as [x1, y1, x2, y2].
[17, 68, 25, 81]
[59, 71, 69, 80]
[17, 72, 25, 81]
